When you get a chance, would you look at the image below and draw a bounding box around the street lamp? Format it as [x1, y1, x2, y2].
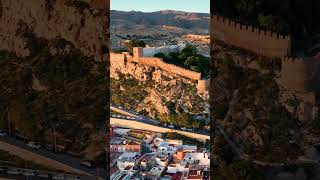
[24, 159, 28, 180]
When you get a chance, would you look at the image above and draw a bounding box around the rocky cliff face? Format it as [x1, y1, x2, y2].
[0, 0, 108, 162]
[212, 40, 320, 163]
[0, 0, 107, 59]
[110, 61, 209, 119]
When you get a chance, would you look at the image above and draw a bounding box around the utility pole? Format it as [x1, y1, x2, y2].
[6, 107, 11, 136]
[25, 159, 28, 180]
[54, 126, 57, 153]
[52, 125, 57, 153]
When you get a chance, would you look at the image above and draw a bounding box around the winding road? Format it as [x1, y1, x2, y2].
[110, 105, 209, 136]
[0, 136, 107, 179]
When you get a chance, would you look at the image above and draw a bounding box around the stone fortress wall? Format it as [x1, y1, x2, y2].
[211, 14, 291, 58]
[211, 14, 320, 121]
[110, 45, 210, 92]
[211, 14, 320, 94]
[278, 57, 320, 93]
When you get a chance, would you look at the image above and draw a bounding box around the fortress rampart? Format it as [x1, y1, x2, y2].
[211, 15, 291, 58]
[136, 57, 202, 81]
[278, 56, 320, 92]
[211, 14, 320, 121]
[110, 47, 210, 92]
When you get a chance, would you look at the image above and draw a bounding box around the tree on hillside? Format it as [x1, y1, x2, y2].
[182, 44, 197, 56]
[125, 40, 146, 54]
[154, 52, 168, 61]
[235, 0, 257, 18]
[258, 15, 289, 34]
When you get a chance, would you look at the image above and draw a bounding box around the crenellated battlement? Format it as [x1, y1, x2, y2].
[212, 15, 291, 57]
[137, 57, 202, 80]
[110, 49, 209, 92]
[213, 15, 290, 41]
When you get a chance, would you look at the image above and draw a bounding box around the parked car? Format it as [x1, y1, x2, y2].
[22, 170, 35, 176]
[168, 125, 174, 128]
[37, 173, 50, 178]
[44, 144, 54, 151]
[187, 129, 193, 132]
[26, 141, 41, 149]
[181, 127, 187, 131]
[0, 167, 5, 174]
[0, 130, 7, 137]
[7, 169, 20, 175]
[66, 176, 80, 180]
[52, 174, 64, 180]
[111, 115, 116, 118]
[80, 160, 94, 168]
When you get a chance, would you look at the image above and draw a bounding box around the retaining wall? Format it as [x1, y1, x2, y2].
[110, 118, 210, 142]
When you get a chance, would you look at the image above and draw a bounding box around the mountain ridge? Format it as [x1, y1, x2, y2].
[110, 10, 209, 31]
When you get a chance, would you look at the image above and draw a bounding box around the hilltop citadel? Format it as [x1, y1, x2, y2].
[110, 45, 210, 94]
[211, 14, 320, 121]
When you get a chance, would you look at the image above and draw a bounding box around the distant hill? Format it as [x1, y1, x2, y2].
[110, 10, 210, 31]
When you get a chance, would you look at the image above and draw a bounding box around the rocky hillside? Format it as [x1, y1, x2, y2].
[110, 61, 209, 128]
[0, 0, 108, 164]
[212, 39, 320, 163]
[0, 0, 108, 58]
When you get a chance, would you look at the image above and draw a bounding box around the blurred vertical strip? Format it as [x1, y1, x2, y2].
[105, 0, 111, 177]
[209, 0, 218, 177]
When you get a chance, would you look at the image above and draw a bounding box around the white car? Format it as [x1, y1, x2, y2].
[168, 125, 174, 128]
[111, 115, 116, 118]
[22, 170, 35, 176]
[66, 176, 80, 180]
[131, 117, 135, 120]
[7, 169, 20, 175]
[116, 115, 121, 118]
[80, 160, 93, 168]
[27, 142, 41, 149]
[52, 174, 65, 180]
[0, 130, 7, 137]
[181, 127, 187, 131]
[37, 173, 49, 178]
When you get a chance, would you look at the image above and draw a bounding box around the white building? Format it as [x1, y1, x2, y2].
[148, 166, 165, 179]
[157, 139, 183, 156]
[156, 154, 171, 167]
[117, 152, 141, 171]
[142, 44, 186, 57]
[181, 152, 210, 167]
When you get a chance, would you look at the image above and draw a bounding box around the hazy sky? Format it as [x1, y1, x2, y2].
[111, 0, 210, 13]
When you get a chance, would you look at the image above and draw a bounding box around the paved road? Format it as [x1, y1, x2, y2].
[110, 105, 209, 136]
[0, 136, 107, 179]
